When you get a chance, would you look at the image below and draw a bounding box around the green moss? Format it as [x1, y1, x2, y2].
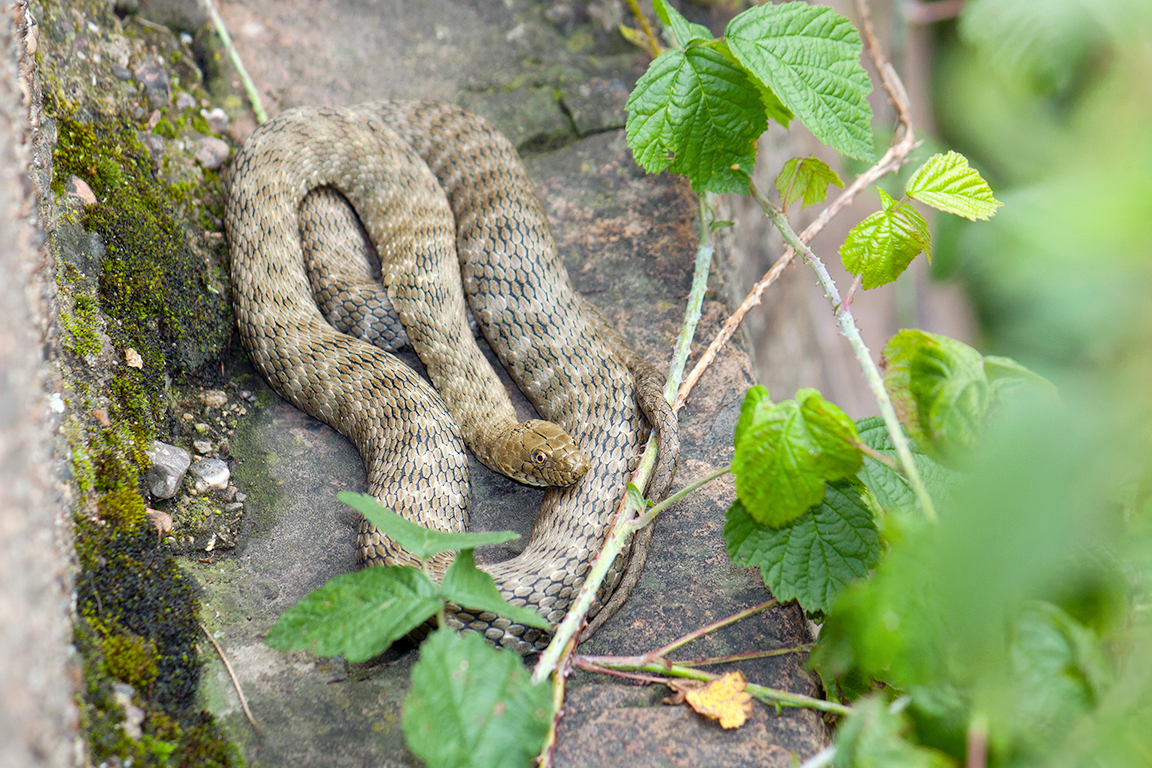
[51, 116, 230, 375]
[94, 619, 161, 691]
[60, 289, 102, 358]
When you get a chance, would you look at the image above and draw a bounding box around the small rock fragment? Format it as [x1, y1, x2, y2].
[68, 175, 97, 206]
[112, 683, 144, 740]
[199, 389, 228, 409]
[189, 458, 229, 492]
[194, 137, 230, 170]
[193, 439, 214, 455]
[124, 347, 143, 368]
[201, 107, 229, 133]
[175, 91, 196, 110]
[145, 441, 192, 500]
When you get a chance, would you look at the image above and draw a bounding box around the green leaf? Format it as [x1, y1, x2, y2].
[726, 3, 874, 161]
[839, 201, 931, 289]
[881, 330, 990, 458]
[833, 694, 954, 768]
[732, 388, 863, 525]
[983, 355, 1059, 408]
[905, 151, 1003, 220]
[853, 417, 953, 514]
[652, 0, 689, 47]
[734, 385, 772, 447]
[440, 550, 552, 631]
[724, 481, 879, 613]
[775, 154, 844, 209]
[402, 629, 551, 768]
[340, 492, 519, 559]
[266, 566, 442, 663]
[625, 45, 767, 193]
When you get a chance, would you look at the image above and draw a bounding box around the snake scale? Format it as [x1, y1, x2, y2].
[226, 100, 679, 653]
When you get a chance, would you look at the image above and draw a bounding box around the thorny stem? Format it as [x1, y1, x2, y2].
[536, 634, 578, 768]
[749, 182, 937, 522]
[202, 0, 267, 124]
[574, 657, 853, 716]
[532, 192, 716, 684]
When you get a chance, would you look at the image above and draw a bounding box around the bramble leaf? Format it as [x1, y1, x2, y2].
[834, 694, 954, 768]
[652, 0, 710, 47]
[732, 388, 863, 525]
[906, 151, 1003, 220]
[625, 45, 765, 193]
[882, 330, 990, 459]
[340, 492, 519, 559]
[403, 629, 551, 768]
[725, 482, 879, 614]
[839, 200, 931, 289]
[854, 416, 953, 513]
[726, 3, 874, 161]
[775, 154, 844, 209]
[440, 550, 551, 631]
[734, 384, 772, 447]
[266, 566, 441, 662]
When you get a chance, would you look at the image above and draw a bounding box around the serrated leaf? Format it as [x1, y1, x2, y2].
[340, 492, 519, 559]
[266, 566, 441, 662]
[983, 355, 1058, 407]
[833, 694, 954, 768]
[726, 3, 874, 161]
[732, 389, 863, 525]
[734, 385, 772, 447]
[724, 482, 879, 614]
[684, 671, 754, 729]
[775, 154, 844, 209]
[905, 151, 1003, 220]
[625, 45, 766, 193]
[707, 39, 794, 127]
[440, 550, 552, 631]
[881, 331, 990, 459]
[853, 416, 953, 514]
[839, 202, 931, 289]
[652, 0, 698, 48]
[402, 629, 551, 768]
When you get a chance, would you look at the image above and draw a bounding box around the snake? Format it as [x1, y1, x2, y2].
[225, 100, 679, 653]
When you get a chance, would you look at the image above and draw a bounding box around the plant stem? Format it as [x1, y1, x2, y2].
[674, 644, 812, 668]
[748, 182, 937, 522]
[631, 465, 730, 530]
[575, 657, 853, 716]
[532, 192, 716, 684]
[641, 598, 777, 663]
[202, 0, 267, 124]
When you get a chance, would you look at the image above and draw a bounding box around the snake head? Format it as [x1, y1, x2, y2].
[503, 419, 590, 487]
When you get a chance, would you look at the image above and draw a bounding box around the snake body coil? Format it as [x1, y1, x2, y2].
[226, 101, 678, 653]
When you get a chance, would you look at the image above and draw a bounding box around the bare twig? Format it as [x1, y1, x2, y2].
[641, 599, 777, 665]
[200, 623, 262, 735]
[673, 643, 812, 668]
[624, 0, 662, 57]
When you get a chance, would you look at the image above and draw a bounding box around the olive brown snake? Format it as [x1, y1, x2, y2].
[225, 101, 679, 653]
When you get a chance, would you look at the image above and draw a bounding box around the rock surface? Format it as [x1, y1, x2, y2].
[186, 1, 830, 765]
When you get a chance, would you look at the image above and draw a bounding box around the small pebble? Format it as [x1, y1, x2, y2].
[200, 389, 228, 409]
[201, 107, 229, 134]
[175, 91, 196, 110]
[145, 509, 173, 534]
[234, 492, 247, 503]
[193, 439, 214, 455]
[224, 502, 243, 513]
[194, 136, 230, 170]
[145, 441, 191, 500]
[189, 458, 229, 492]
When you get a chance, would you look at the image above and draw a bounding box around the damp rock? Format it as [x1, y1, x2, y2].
[188, 458, 229, 492]
[145, 441, 191, 500]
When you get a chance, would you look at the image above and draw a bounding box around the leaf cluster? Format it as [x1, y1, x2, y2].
[626, 0, 875, 193]
[266, 493, 550, 664]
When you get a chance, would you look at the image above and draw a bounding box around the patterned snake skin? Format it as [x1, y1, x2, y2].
[226, 101, 679, 653]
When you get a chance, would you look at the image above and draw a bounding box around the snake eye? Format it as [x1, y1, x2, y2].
[532, 449, 548, 467]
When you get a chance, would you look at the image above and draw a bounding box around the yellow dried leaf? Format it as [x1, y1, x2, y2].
[684, 671, 753, 729]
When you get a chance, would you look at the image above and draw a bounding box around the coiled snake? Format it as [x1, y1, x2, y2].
[226, 101, 679, 653]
